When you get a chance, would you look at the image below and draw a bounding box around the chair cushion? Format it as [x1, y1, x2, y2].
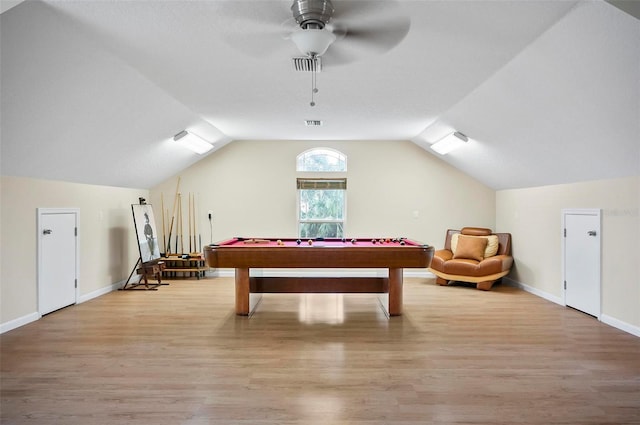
[453, 235, 487, 262]
[451, 233, 499, 258]
[442, 256, 506, 276]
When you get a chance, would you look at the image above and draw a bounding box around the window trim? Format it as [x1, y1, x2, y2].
[296, 177, 347, 238]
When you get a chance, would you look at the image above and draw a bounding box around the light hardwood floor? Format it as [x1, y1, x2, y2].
[2, 277, 639, 424]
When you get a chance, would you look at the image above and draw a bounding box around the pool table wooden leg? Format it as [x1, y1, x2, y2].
[235, 268, 250, 315]
[388, 268, 403, 316]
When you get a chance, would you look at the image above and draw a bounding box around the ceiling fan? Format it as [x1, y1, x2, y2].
[289, 0, 338, 58]
[221, 0, 411, 67]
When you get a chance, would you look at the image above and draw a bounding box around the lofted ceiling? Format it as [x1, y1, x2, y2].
[1, 0, 638, 190]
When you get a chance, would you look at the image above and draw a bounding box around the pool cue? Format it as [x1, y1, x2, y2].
[174, 193, 180, 254]
[166, 216, 174, 255]
[180, 193, 185, 254]
[166, 207, 170, 252]
[177, 193, 183, 254]
[191, 193, 194, 254]
[166, 177, 181, 254]
[191, 193, 195, 254]
[174, 199, 178, 254]
[197, 192, 203, 252]
[188, 192, 192, 254]
[192, 193, 198, 255]
[161, 193, 166, 255]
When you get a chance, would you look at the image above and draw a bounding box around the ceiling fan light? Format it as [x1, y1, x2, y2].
[173, 130, 213, 155]
[291, 28, 336, 57]
[430, 131, 469, 155]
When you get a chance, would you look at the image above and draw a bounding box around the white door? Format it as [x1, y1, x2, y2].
[563, 209, 601, 318]
[38, 209, 78, 315]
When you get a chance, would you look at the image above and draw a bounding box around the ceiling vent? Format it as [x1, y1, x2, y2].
[305, 120, 322, 126]
[292, 56, 322, 72]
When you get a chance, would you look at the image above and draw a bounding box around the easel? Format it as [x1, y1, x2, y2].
[120, 258, 167, 291]
[120, 199, 168, 291]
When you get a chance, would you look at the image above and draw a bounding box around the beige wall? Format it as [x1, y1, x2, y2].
[3, 144, 638, 336]
[1, 176, 146, 326]
[496, 176, 639, 328]
[149, 140, 496, 250]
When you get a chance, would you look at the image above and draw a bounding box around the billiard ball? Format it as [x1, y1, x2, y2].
[341, 238, 346, 242]
[308, 239, 313, 245]
[296, 239, 301, 245]
[351, 238, 357, 244]
[400, 240, 405, 245]
[372, 239, 376, 244]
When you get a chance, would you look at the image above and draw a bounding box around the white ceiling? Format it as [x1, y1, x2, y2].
[1, 0, 638, 190]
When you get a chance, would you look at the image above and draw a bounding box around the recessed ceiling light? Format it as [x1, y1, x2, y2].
[173, 130, 213, 154]
[430, 131, 469, 155]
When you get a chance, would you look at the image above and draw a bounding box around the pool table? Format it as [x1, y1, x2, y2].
[203, 237, 434, 316]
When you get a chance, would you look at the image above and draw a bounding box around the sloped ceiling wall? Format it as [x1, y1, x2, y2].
[0, 1, 230, 189]
[412, 0, 640, 189]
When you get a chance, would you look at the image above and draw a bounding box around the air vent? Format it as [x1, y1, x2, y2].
[292, 56, 322, 72]
[305, 120, 322, 126]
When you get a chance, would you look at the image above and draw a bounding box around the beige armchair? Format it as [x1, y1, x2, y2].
[428, 227, 513, 290]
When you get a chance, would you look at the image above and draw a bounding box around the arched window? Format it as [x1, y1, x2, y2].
[296, 148, 347, 172]
[296, 148, 347, 238]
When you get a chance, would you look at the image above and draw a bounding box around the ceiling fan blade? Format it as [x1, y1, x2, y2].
[216, 1, 293, 58]
[341, 14, 411, 54]
[322, 14, 410, 65]
[331, 0, 405, 23]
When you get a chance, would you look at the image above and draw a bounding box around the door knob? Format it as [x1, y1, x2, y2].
[587, 230, 597, 236]
[43, 229, 52, 235]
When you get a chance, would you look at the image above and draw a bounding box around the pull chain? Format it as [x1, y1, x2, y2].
[310, 55, 318, 107]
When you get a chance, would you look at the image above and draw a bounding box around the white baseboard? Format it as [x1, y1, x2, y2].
[1, 311, 40, 334]
[601, 314, 640, 338]
[404, 270, 435, 279]
[502, 277, 563, 305]
[77, 280, 125, 304]
[207, 268, 232, 277]
[503, 277, 639, 338]
[2, 279, 125, 334]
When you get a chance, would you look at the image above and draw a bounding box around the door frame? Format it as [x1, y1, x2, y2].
[561, 208, 601, 319]
[37, 208, 80, 316]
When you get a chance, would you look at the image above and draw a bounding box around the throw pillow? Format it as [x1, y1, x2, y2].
[484, 235, 499, 258]
[451, 233, 499, 258]
[453, 234, 488, 262]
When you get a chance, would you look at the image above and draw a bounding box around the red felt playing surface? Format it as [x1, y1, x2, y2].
[217, 237, 423, 248]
